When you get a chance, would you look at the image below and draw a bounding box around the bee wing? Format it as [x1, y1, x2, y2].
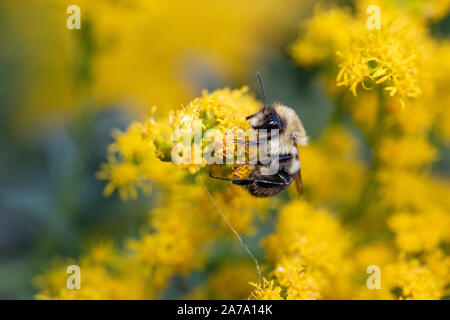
[294, 145, 303, 196]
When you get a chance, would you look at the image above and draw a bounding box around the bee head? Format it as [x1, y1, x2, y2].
[248, 106, 282, 130]
[247, 71, 283, 130]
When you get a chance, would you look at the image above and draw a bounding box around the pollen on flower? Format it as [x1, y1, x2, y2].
[147, 86, 261, 174]
[233, 164, 252, 178]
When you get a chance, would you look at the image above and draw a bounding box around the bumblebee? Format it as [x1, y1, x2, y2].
[211, 72, 308, 197]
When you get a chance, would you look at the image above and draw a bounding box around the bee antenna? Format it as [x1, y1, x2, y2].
[256, 71, 269, 107]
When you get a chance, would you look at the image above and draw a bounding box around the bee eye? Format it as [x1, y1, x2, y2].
[267, 114, 280, 129]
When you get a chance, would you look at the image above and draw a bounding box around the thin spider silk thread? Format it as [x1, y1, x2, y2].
[197, 172, 262, 288]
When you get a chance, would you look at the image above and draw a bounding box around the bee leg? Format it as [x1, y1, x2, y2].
[278, 154, 293, 162]
[209, 174, 287, 186]
[277, 172, 288, 184]
[234, 159, 265, 168]
[234, 139, 262, 146]
[209, 174, 254, 185]
[276, 171, 295, 185]
[209, 174, 233, 181]
[234, 154, 293, 168]
[233, 178, 287, 187]
[234, 129, 281, 145]
[209, 175, 289, 188]
[258, 154, 293, 163]
[253, 179, 288, 187]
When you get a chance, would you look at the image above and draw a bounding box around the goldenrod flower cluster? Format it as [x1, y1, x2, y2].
[149, 87, 261, 173]
[35, 88, 269, 299]
[35, 0, 450, 300]
[95, 87, 261, 201]
[251, 200, 353, 299]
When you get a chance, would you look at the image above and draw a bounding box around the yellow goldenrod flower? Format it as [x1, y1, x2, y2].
[96, 157, 141, 200]
[249, 278, 283, 300]
[148, 87, 261, 173]
[108, 122, 153, 162]
[255, 200, 353, 299]
[388, 210, 450, 253]
[377, 136, 437, 168]
[388, 259, 443, 300]
[336, 4, 428, 103]
[96, 87, 262, 198]
[291, 1, 433, 107]
[273, 256, 321, 300]
[290, 7, 355, 67]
